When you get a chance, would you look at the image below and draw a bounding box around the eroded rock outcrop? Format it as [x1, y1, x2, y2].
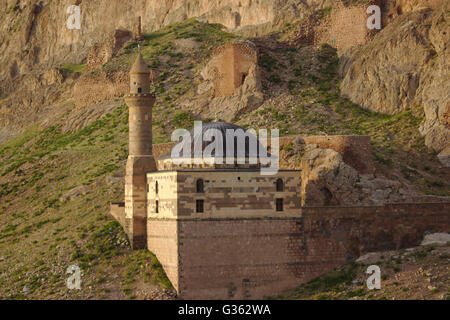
[300, 145, 416, 206]
[339, 6, 450, 154]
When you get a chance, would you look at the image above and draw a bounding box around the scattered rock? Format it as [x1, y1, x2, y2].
[420, 233, 450, 246]
[22, 286, 30, 294]
[59, 185, 91, 202]
[437, 147, 450, 168]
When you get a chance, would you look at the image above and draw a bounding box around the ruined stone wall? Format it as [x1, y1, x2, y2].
[175, 202, 448, 299]
[72, 72, 128, 109]
[207, 41, 258, 97]
[86, 29, 132, 72]
[317, 2, 377, 51]
[152, 142, 176, 163]
[290, 1, 383, 51]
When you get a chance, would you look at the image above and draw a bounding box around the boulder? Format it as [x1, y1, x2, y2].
[59, 185, 91, 202]
[420, 233, 450, 246]
[300, 145, 417, 206]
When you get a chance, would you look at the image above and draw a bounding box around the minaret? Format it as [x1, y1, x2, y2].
[124, 53, 156, 249]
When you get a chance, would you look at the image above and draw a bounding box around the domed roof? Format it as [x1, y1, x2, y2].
[130, 53, 150, 74]
[162, 122, 268, 160]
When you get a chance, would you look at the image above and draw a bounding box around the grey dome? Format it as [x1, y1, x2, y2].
[162, 122, 268, 159]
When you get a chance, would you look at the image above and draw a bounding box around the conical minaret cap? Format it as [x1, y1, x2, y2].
[130, 53, 150, 74]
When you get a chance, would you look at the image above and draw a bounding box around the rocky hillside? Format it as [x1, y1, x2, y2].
[0, 0, 317, 142]
[340, 6, 450, 155]
[0, 0, 449, 299]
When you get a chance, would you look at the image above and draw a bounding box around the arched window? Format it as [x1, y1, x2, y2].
[155, 181, 159, 194]
[196, 179, 204, 193]
[276, 178, 284, 192]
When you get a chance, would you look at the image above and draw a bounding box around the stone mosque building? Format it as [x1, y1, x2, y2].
[110, 51, 449, 300]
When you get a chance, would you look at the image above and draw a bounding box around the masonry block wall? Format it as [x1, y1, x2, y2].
[147, 170, 302, 219]
[173, 203, 449, 299]
[147, 219, 180, 291]
[303, 203, 450, 260]
[177, 217, 306, 299]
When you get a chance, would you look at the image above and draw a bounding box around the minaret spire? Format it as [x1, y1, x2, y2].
[123, 54, 157, 249]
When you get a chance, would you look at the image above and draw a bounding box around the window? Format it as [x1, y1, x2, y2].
[155, 200, 159, 213]
[137, 87, 142, 93]
[276, 178, 284, 192]
[196, 200, 204, 213]
[196, 179, 204, 193]
[155, 181, 158, 194]
[133, 82, 137, 86]
[276, 198, 283, 212]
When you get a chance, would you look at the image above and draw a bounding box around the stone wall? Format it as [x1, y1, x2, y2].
[147, 170, 302, 219]
[147, 219, 180, 291]
[203, 41, 258, 97]
[302, 203, 449, 260]
[317, 1, 383, 51]
[177, 217, 305, 299]
[86, 29, 132, 72]
[168, 202, 449, 299]
[152, 142, 176, 162]
[72, 72, 128, 109]
[289, 0, 383, 51]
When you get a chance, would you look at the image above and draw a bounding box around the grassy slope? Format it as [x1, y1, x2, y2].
[0, 17, 448, 299]
[0, 106, 172, 299]
[0, 19, 237, 300]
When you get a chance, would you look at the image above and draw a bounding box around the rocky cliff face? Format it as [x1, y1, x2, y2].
[339, 5, 449, 154]
[0, 0, 334, 142]
[0, 0, 332, 79]
[0, 0, 448, 157]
